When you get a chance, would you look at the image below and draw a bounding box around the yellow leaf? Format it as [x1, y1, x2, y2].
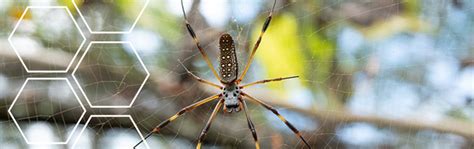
[252, 13, 305, 93]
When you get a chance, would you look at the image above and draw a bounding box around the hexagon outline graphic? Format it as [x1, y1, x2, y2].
[8, 6, 86, 73]
[72, 41, 150, 108]
[7, 77, 87, 144]
[72, 0, 150, 34]
[72, 115, 150, 149]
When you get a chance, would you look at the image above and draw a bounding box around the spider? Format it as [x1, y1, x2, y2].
[134, 0, 311, 148]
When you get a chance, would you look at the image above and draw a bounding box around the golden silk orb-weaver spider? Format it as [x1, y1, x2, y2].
[134, 0, 311, 148]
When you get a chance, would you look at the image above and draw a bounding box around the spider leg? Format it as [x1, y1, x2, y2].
[237, 0, 277, 83]
[240, 76, 298, 89]
[179, 60, 223, 89]
[133, 94, 221, 149]
[196, 99, 224, 149]
[240, 98, 260, 149]
[181, 0, 221, 81]
[241, 93, 312, 149]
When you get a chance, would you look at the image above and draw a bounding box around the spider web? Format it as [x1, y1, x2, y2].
[0, 0, 473, 148]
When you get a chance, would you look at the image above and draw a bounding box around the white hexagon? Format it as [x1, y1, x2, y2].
[72, 0, 150, 34]
[72, 41, 150, 108]
[8, 6, 86, 73]
[7, 78, 86, 144]
[72, 115, 150, 149]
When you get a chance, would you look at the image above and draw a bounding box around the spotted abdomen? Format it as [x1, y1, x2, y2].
[219, 34, 238, 84]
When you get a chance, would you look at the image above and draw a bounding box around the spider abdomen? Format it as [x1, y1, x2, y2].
[219, 33, 238, 84]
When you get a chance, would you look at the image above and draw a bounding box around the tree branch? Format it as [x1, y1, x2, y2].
[242, 88, 474, 140]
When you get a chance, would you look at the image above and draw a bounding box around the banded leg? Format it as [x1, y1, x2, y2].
[196, 99, 224, 149]
[237, 0, 277, 83]
[241, 93, 311, 148]
[179, 60, 223, 89]
[133, 94, 221, 149]
[181, 0, 220, 81]
[241, 98, 260, 149]
[240, 76, 298, 89]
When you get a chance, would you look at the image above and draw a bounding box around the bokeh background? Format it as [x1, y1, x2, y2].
[0, 0, 473, 148]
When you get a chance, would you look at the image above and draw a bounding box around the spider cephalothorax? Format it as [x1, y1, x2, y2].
[222, 83, 242, 112]
[135, 0, 311, 148]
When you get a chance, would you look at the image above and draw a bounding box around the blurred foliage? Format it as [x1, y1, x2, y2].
[362, 15, 428, 39]
[253, 14, 306, 89]
[141, 1, 182, 43]
[0, 0, 473, 148]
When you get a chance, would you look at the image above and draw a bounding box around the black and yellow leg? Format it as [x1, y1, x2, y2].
[237, 0, 277, 83]
[241, 93, 312, 149]
[179, 60, 223, 89]
[180, 0, 221, 81]
[134, 94, 221, 149]
[196, 99, 224, 149]
[241, 99, 260, 149]
[240, 76, 299, 89]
